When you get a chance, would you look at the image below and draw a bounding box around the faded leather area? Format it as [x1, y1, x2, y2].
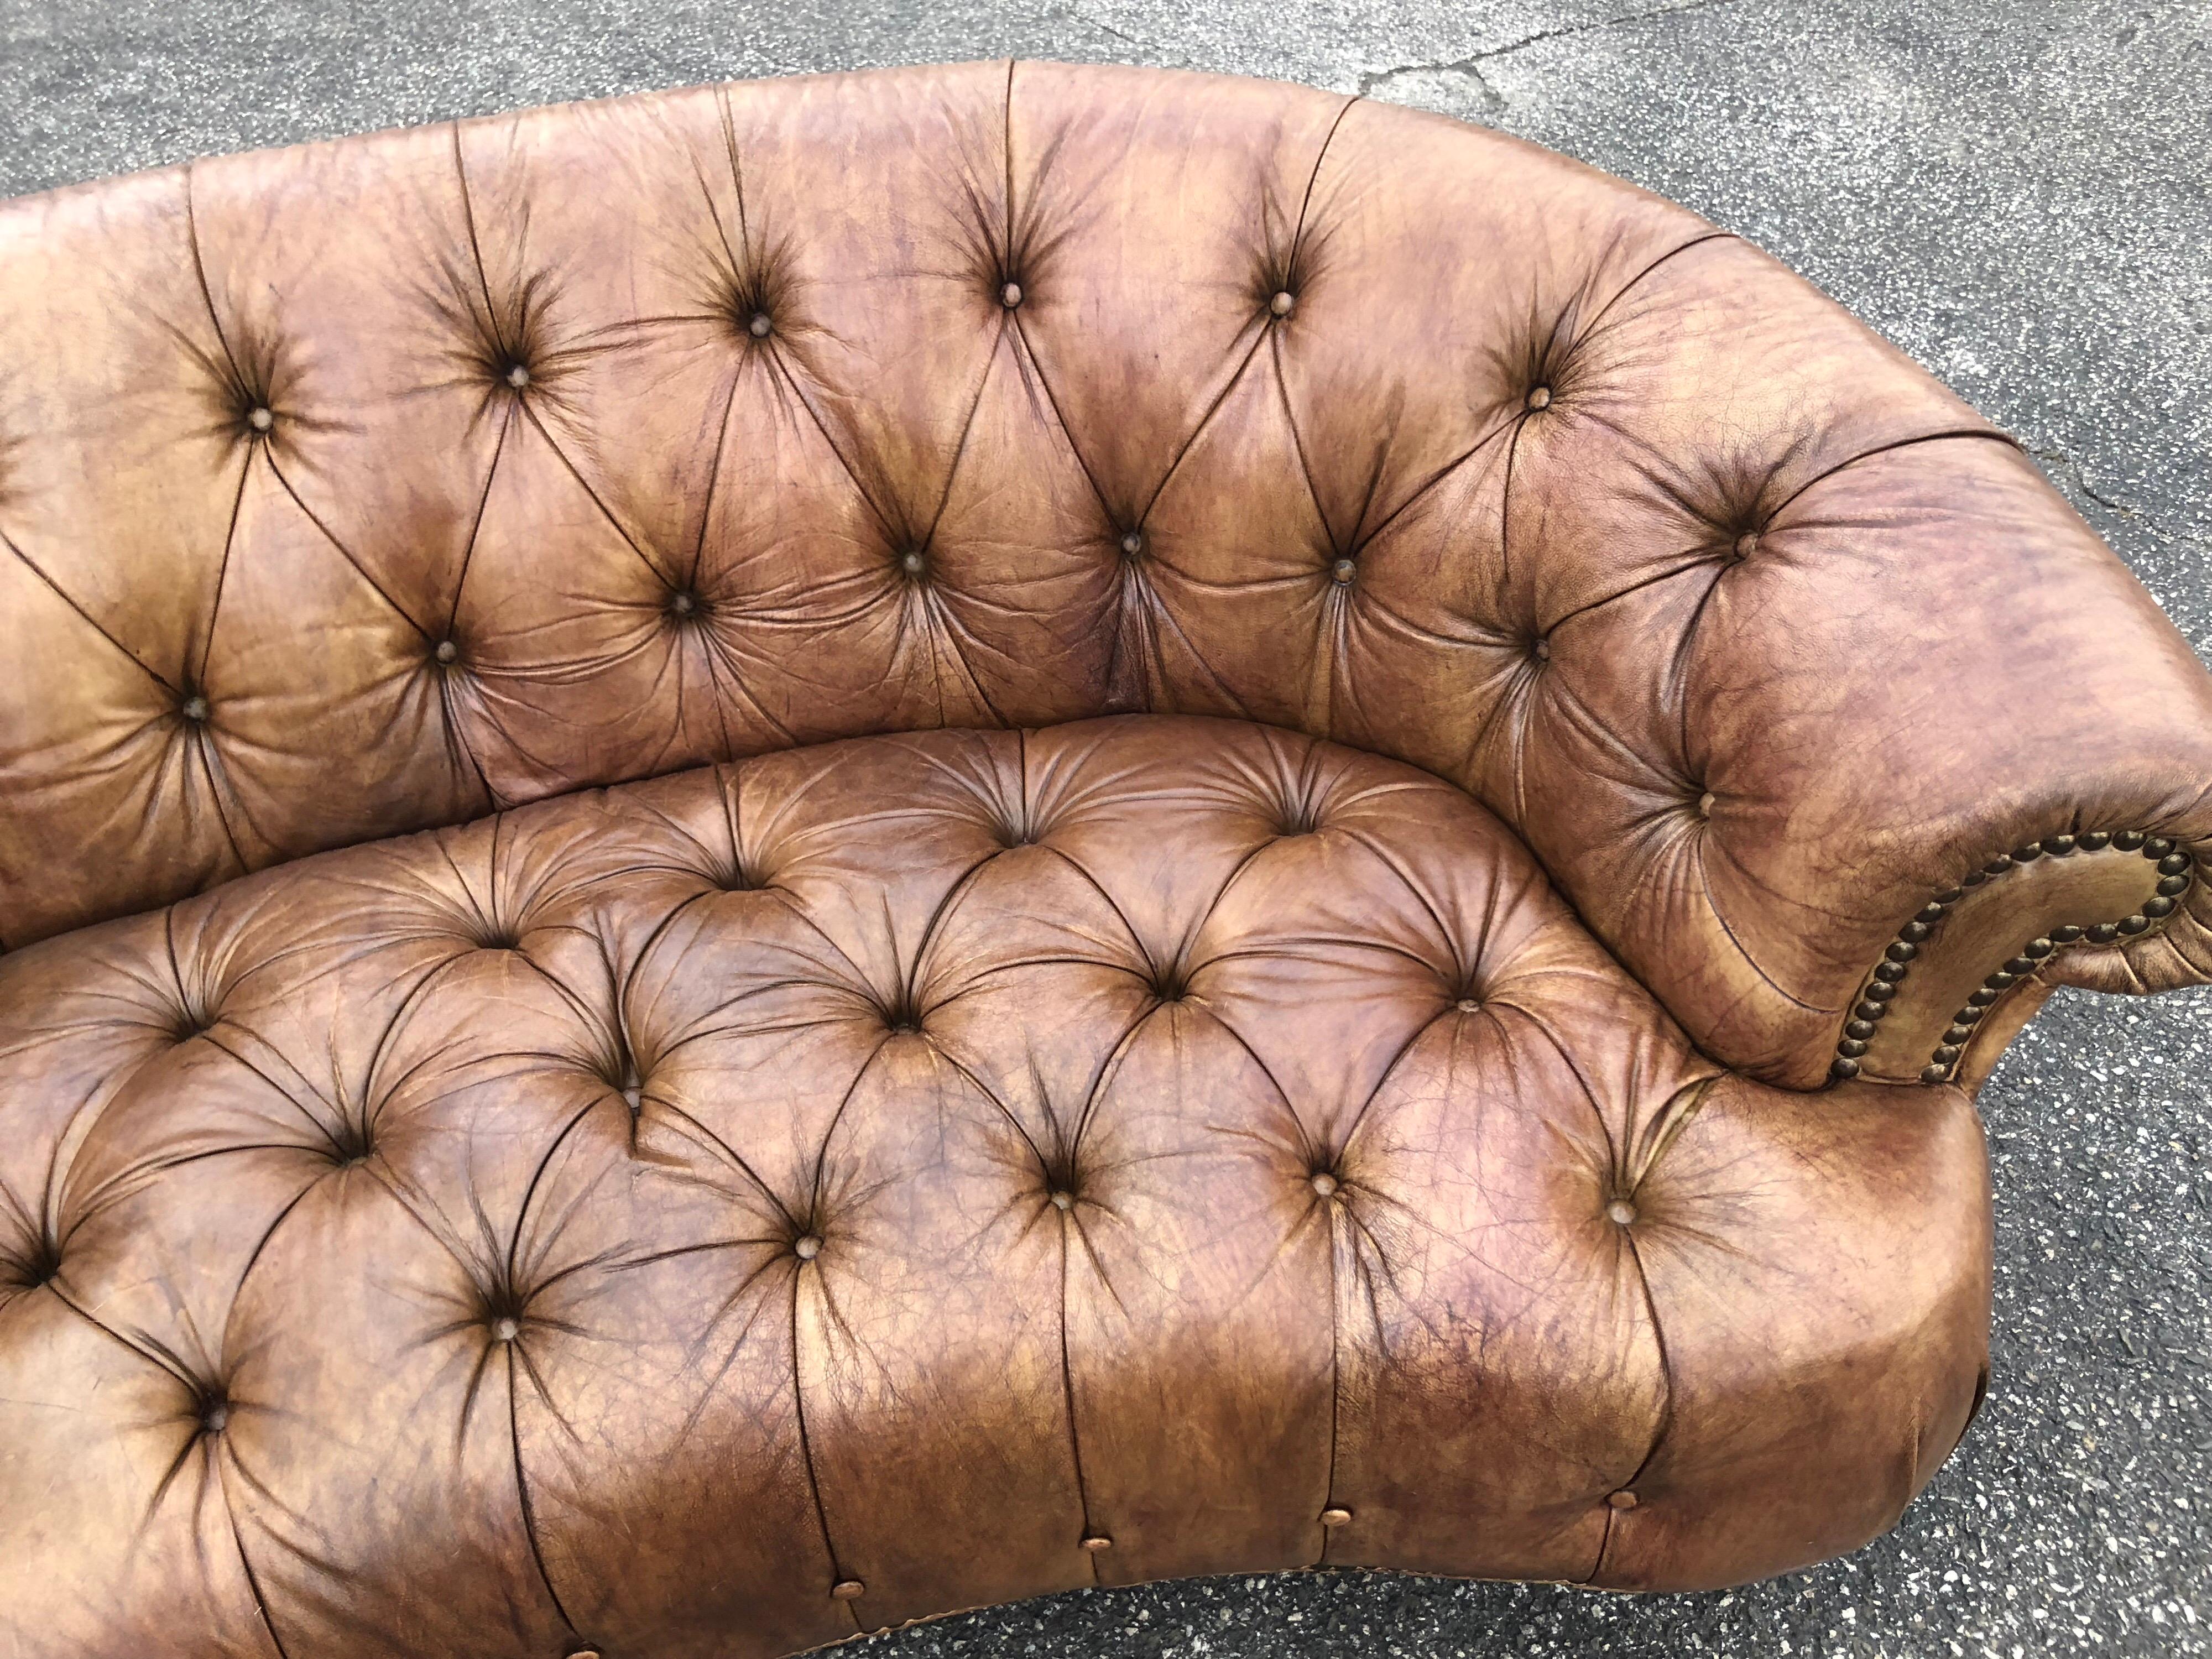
[2, 61, 2205, 1094]
[0, 716, 1989, 1654]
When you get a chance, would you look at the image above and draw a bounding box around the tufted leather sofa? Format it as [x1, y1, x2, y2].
[2, 56, 2208, 1658]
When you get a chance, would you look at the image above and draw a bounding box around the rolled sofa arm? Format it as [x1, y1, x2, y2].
[1451, 232, 2212, 1092]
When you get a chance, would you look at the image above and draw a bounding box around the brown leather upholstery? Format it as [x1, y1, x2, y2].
[0, 59, 2205, 1657]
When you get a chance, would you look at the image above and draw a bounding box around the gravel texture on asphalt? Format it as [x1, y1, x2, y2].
[3, 1, 2207, 1653]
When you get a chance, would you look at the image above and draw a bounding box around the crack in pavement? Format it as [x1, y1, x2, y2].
[2032, 445, 2209, 554]
[1357, 0, 1748, 99]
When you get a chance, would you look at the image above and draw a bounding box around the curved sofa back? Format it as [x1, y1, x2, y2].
[3, 61, 2207, 1082]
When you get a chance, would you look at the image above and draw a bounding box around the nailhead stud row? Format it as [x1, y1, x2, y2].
[1828, 832, 2193, 1084]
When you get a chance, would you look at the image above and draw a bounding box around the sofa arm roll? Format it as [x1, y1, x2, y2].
[1527, 430, 2212, 1092]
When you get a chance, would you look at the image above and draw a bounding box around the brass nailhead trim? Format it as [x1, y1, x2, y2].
[1829, 832, 2195, 1085]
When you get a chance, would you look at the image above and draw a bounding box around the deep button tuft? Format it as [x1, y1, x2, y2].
[200, 1397, 229, 1435]
[1734, 530, 1759, 561]
[1531, 637, 1551, 664]
[1310, 1171, 1339, 1199]
[1605, 1199, 1637, 1227]
[899, 549, 927, 578]
[1120, 529, 1144, 558]
[1000, 281, 1024, 309]
[1454, 997, 1481, 1014]
[748, 312, 773, 339]
[10, 1235, 61, 1288]
[1697, 791, 1716, 817]
[1606, 1490, 1639, 1511]
[831, 1580, 865, 1601]
[1049, 1190, 1075, 1213]
[1269, 290, 1296, 317]
[794, 1234, 823, 1262]
[326, 1118, 373, 1166]
[1525, 385, 1552, 411]
[1319, 1506, 1352, 1527]
[491, 1316, 520, 1343]
[179, 693, 211, 724]
[1081, 1534, 1113, 1553]
[433, 638, 460, 666]
[246, 405, 273, 433]
[666, 589, 701, 621]
[504, 363, 530, 389]
[1331, 557, 1357, 585]
[566, 1649, 604, 1659]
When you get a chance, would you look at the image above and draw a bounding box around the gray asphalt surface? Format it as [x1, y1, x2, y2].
[3, 2, 2208, 1654]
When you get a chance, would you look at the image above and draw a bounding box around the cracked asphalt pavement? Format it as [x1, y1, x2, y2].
[3, 0, 2208, 1653]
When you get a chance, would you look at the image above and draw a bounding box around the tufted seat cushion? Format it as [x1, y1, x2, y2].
[0, 716, 1988, 1655]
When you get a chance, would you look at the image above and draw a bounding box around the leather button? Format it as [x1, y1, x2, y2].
[1269, 290, 1295, 317]
[831, 1579, 865, 1601]
[1454, 997, 1480, 1013]
[491, 1317, 520, 1343]
[1734, 530, 1757, 560]
[1525, 385, 1551, 411]
[794, 1234, 823, 1261]
[1081, 1534, 1112, 1552]
[1331, 558, 1357, 585]
[1048, 1190, 1074, 1212]
[1697, 791, 1716, 817]
[504, 363, 529, 388]
[1319, 1506, 1352, 1526]
[1605, 1199, 1636, 1226]
[180, 694, 211, 723]
[1000, 281, 1023, 308]
[749, 312, 773, 338]
[1532, 638, 1551, 662]
[1310, 1172, 1339, 1198]
[1606, 1490, 1638, 1510]
[1120, 530, 1144, 557]
[246, 405, 273, 432]
[899, 550, 926, 576]
[434, 639, 459, 665]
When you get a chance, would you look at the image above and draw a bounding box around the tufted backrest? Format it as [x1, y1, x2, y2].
[3, 60, 2208, 1086]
